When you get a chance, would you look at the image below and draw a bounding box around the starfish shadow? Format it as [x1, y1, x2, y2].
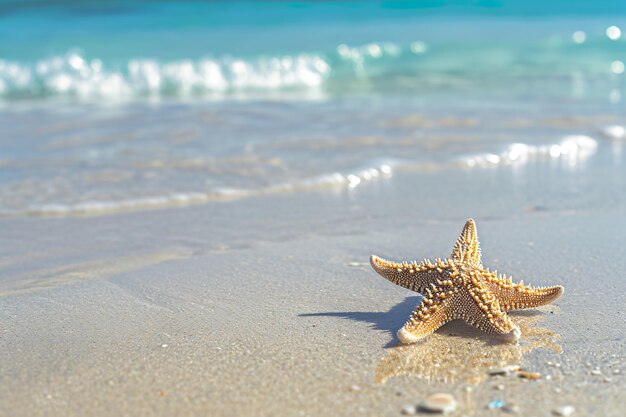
[299, 296, 545, 348]
[300, 296, 421, 347]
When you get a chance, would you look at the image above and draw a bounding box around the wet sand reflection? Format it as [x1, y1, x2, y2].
[376, 310, 562, 385]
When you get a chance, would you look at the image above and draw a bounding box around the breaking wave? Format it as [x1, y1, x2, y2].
[0, 52, 332, 101]
[1, 35, 615, 102]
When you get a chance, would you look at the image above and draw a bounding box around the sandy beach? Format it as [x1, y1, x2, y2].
[2, 2, 626, 416]
[2, 163, 625, 416]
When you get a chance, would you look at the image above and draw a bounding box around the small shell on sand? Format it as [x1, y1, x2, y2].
[418, 393, 457, 414]
[401, 404, 417, 415]
[552, 405, 575, 417]
[488, 365, 520, 376]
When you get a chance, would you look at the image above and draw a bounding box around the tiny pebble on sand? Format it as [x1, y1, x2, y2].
[486, 399, 505, 410]
[401, 404, 417, 415]
[502, 403, 520, 414]
[552, 405, 576, 417]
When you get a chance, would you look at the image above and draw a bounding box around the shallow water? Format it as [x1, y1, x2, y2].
[2, 2, 626, 216]
[0, 96, 625, 216]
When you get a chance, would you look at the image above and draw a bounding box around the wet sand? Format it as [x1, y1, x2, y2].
[1, 166, 625, 416]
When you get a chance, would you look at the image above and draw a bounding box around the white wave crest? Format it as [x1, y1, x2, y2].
[601, 125, 626, 140]
[0, 52, 331, 100]
[23, 162, 395, 217]
[460, 135, 598, 168]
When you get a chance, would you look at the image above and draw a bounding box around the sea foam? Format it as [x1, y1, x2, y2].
[24, 162, 396, 217]
[459, 135, 598, 168]
[0, 52, 331, 100]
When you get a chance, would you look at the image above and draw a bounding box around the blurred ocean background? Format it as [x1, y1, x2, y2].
[1, 0, 625, 216]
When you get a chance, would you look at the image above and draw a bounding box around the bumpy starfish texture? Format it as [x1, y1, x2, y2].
[370, 219, 564, 344]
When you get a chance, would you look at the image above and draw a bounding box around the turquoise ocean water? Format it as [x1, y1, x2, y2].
[0, 1, 625, 216]
[2, 1, 626, 101]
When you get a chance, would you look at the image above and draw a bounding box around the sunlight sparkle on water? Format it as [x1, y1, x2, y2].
[347, 175, 361, 188]
[602, 125, 626, 140]
[410, 41, 428, 54]
[572, 31, 586, 44]
[462, 136, 597, 169]
[606, 26, 621, 41]
[611, 60, 625, 75]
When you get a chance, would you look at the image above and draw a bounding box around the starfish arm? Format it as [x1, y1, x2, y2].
[458, 275, 520, 341]
[484, 274, 564, 311]
[450, 218, 483, 268]
[397, 288, 454, 344]
[370, 255, 437, 293]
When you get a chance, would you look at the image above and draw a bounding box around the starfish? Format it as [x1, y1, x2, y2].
[370, 219, 564, 344]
